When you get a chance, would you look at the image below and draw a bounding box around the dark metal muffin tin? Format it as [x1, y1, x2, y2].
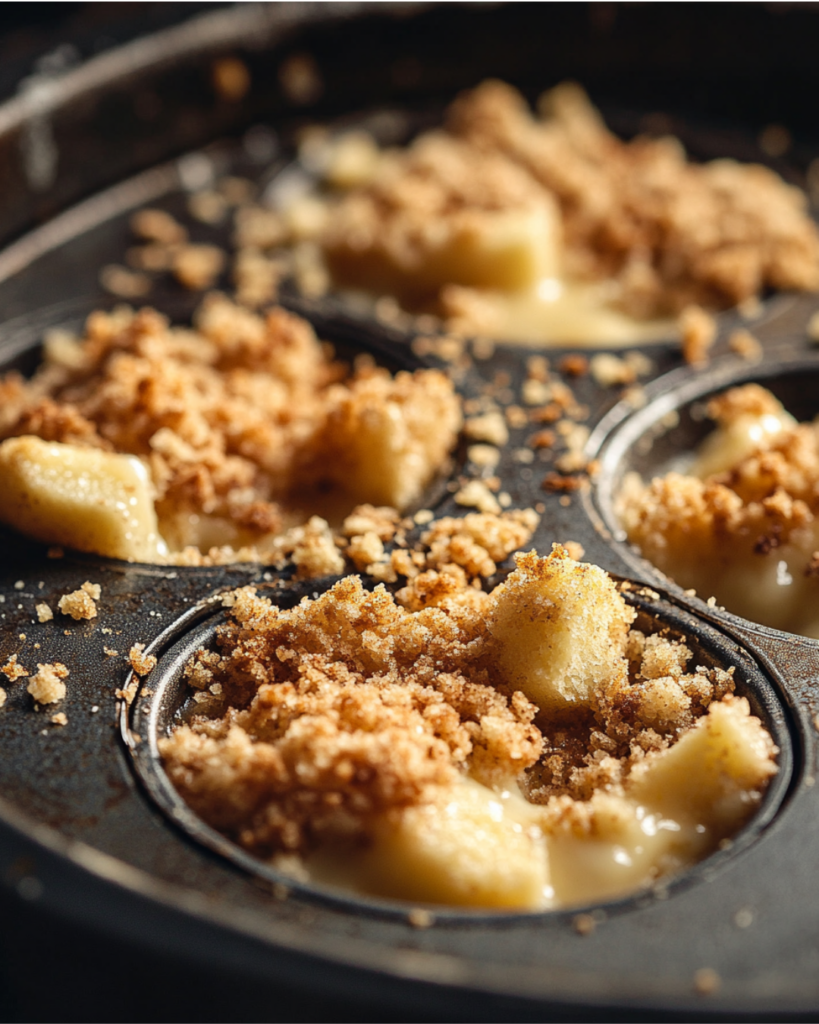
[2, 5, 819, 1020]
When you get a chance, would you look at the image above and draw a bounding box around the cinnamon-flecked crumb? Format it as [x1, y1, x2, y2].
[1, 655, 28, 682]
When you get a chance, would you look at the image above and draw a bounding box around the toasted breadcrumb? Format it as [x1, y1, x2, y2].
[58, 582, 101, 621]
[619, 382, 819, 636]
[100, 265, 152, 299]
[728, 328, 762, 362]
[173, 244, 226, 291]
[129, 643, 157, 676]
[679, 305, 717, 366]
[27, 662, 68, 704]
[0, 298, 460, 564]
[322, 80, 819, 327]
[1, 655, 28, 681]
[35, 603, 53, 623]
[161, 547, 775, 876]
[131, 209, 187, 245]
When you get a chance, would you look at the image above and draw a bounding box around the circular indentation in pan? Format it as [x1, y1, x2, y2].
[0, 293, 466, 570]
[122, 578, 795, 921]
[590, 353, 819, 638]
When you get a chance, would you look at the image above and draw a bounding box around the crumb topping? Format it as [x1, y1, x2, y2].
[161, 547, 775, 871]
[0, 297, 460, 563]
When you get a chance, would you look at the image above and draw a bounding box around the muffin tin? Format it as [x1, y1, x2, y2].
[2, 4, 819, 1020]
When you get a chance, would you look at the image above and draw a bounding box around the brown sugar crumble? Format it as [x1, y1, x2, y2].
[160, 546, 777, 910]
[281, 79, 819, 345]
[26, 662, 69, 705]
[619, 382, 819, 638]
[0, 298, 461, 566]
[58, 582, 101, 621]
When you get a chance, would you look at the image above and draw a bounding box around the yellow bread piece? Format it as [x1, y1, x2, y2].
[690, 402, 795, 479]
[487, 547, 635, 711]
[355, 779, 548, 909]
[629, 696, 778, 836]
[0, 436, 164, 562]
[546, 793, 697, 906]
[324, 370, 461, 511]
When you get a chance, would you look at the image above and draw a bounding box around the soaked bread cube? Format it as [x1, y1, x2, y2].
[324, 133, 561, 299]
[487, 547, 635, 711]
[358, 780, 547, 909]
[323, 368, 462, 510]
[629, 696, 778, 835]
[0, 436, 163, 561]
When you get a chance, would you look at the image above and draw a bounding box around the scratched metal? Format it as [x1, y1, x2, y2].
[1, 4, 819, 1021]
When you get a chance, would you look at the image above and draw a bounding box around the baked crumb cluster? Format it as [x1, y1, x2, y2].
[619, 383, 819, 637]
[161, 547, 777, 909]
[299, 81, 819, 342]
[0, 297, 462, 565]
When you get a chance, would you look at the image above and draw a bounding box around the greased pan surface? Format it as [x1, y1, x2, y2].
[1, 5, 819, 1021]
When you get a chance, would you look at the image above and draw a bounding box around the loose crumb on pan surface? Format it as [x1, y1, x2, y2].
[58, 582, 101, 621]
[26, 662, 68, 705]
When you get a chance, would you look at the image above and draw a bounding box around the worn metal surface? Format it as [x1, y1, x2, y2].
[1, 4, 819, 1021]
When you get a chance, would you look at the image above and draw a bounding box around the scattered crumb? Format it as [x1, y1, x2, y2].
[0, 687, 6, 708]
[454, 480, 501, 514]
[129, 643, 157, 676]
[131, 208, 187, 245]
[679, 305, 717, 366]
[728, 328, 762, 362]
[99, 265, 152, 299]
[693, 968, 721, 996]
[35, 603, 53, 623]
[1, 655, 28, 681]
[26, 662, 68, 705]
[563, 541, 585, 561]
[467, 444, 501, 469]
[50, 712, 68, 726]
[103, 647, 119, 657]
[172, 244, 226, 291]
[464, 411, 509, 447]
[14, 580, 24, 590]
[734, 907, 754, 929]
[572, 913, 596, 936]
[212, 56, 251, 103]
[58, 582, 101, 621]
[408, 908, 434, 929]
[278, 53, 323, 106]
[91, 705, 100, 713]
